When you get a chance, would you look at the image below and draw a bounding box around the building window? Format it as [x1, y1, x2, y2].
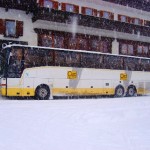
[128, 44, 134, 55]
[66, 4, 74, 12]
[143, 46, 148, 54]
[85, 8, 92, 16]
[137, 45, 149, 56]
[44, 0, 53, 9]
[132, 18, 143, 25]
[100, 41, 109, 53]
[137, 46, 143, 54]
[78, 37, 87, 50]
[103, 41, 108, 53]
[91, 39, 99, 51]
[118, 15, 130, 23]
[103, 12, 109, 19]
[134, 18, 140, 25]
[0, 19, 23, 38]
[54, 35, 64, 48]
[120, 43, 134, 55]
[121, 44, 127, 54]
[42, 34, 53, 47]
[121, 16, 126, 22]
[5, 20, 16, 37]
[68, 36, 78, 49]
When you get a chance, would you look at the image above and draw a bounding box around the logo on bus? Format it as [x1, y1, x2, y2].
[120, 73, 128, 80]
[67, 71, 77, 79]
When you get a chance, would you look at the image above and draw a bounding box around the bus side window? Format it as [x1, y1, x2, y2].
[94, 55, 100, 68]
[103, 55, 106, 69]
[46, 50, 54, 66]
[55, 51, 66, 66]
[99, 55, 103, 69]
[136, 58, 143, 71]
[120, 57, 124, 70]
[147, 60, 150, 71]
[24, 48, 30, 68]
[116, 57, 123, 70]
[124, 57, 128, 70]
[134, 58, 138, 71]
[66, 52, 72, 67]
[81, 53, 86, 68]
[142, 59, 148, 71]
[70, 52, 80, 67]
[127, 58, 136, 71]
[24, 47, 36, 67]
[127, 58, 131, 71]
[110, 56, 116, 69]
[88, 54, 95, 68]
[81, 53, 95, 68]
[103, 55, 110, 69]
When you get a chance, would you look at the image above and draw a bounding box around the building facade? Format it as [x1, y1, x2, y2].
[0, 0, 150, 57]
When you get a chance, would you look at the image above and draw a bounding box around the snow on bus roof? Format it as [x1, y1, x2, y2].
[3, 44, 150, 60]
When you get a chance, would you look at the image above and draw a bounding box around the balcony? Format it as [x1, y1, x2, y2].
[32, 7, 150, 38]
[0, 0, 37, 13]
[103, 0, 150, 12]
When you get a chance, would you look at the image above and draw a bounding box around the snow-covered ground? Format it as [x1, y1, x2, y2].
[0, 96, 150, 150]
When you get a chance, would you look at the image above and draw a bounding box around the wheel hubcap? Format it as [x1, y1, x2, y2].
[129, 88, 134, 96]
[39, 88, 48, 98]
[117, 88, 123, 96]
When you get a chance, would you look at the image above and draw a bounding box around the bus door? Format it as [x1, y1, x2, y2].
[5, 46, 24, 96]
[21, 69, 36, 97]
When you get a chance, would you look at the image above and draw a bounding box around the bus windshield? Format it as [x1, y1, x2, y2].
[0, 54, 5, 77]
[7, 46, 54, 78]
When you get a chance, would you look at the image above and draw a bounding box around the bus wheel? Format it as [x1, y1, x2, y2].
[127, 86, 137, 97]
[115, 85, 124, 97]
[35, 85, 50, 100]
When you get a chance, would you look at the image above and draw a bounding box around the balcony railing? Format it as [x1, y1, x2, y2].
[0, 0, 37, 13]
[32, 8, 150, 38]
[102, 0, 150, 12]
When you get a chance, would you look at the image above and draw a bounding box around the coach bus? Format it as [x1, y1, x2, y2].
[0, 44, 150, 100]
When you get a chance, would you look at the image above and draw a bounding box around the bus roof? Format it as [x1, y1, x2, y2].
[3, 44, 150, 60]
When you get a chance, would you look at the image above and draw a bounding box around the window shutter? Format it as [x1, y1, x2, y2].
[16, 21, 23, 37]
[110, 13, 114, 20]
[100, 11, 103, 18]
[61, 3, 66, 11]
[53, 1, 58, 10]
[127, 17, 130, 23]
[81, 7, 86, 15]
[130, 18, 134, 24]
[74, 5, 79, 13]
[39, 0, 44, 7]
[140, 19, 143, 26]
[118, 15, 122, 21]
[144, 20, 147, 26]
[93, 9, 97, 17]
[0, 19, 5, 35]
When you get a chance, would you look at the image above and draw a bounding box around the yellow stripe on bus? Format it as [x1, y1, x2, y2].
[1, 88, 35, 96]
[0, 87, 149, 97]
[52, 88, 115, 95]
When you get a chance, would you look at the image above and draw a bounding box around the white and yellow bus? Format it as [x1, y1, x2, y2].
[0, 44, 150, 99]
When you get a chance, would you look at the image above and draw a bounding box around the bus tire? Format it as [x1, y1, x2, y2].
[35, 85, 50, 100]
[126, 86, 137, 97]
[114, 85, 124, 97]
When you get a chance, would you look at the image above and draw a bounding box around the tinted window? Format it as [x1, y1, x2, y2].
[24, 48, 46, 68]
[0, 55, 5, 77]
[55, 51, 67, 66]
[124, 57, 136, 71]
[67, 52, 80, 67]
[8, 47, 23, 78]
[81, 53, 95, 68]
